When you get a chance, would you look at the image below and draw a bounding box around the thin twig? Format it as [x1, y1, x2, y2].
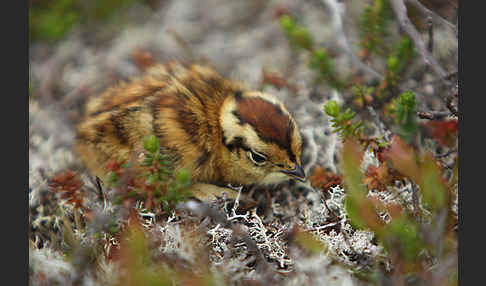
[417, 111, 450, 120]
[313, 222, 338, 231]
[86, 175, 105, 203]
[427, 15, 434, 54]
[435, 148, 457, 158]
[390, 0, 448, 81]
[446, 97, 459, 116]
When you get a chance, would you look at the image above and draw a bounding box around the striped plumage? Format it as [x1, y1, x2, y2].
[76, 62, 305, 198]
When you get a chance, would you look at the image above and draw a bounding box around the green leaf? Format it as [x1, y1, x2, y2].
[387, 56, 399, 73]
[324, 100, 341, 117]
[291, 26, 313, 50]
[359, 0, 392, 54]
[143, 135, 160, 154]
[146, 173, 158, 185]
[140, 158, 153, 167]
[107, 223, 120, 234]
[279, 15, 295, 33]
[107, 172, 119, 186]
[393, 91, 418, 144]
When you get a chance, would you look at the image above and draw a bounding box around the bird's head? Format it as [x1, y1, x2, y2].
[219, 90, 305, 186]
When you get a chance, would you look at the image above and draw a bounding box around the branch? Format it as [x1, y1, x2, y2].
[405, 0, 457, 32]
[418, 93, 459, 119]
[389, 0, 448, 81]
[417, 111, 450, 120]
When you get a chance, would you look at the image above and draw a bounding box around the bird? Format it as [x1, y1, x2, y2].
[75, 62, 305, 200]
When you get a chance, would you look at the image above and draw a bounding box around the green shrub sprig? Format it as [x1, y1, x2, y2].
[359, 0, 393, 58]
[279, 14, 346, 90]
[386, 37, 415, 86]
[142, 135, 192, 211]
[324, 100, 363, 140]
[107, 135, 192, 212]
[388, 91, 419, 144]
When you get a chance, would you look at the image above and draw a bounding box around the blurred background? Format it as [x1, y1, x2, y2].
[29, 0, 458, 183]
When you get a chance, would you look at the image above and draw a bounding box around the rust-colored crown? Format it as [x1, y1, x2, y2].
[233, 95, 296, 162]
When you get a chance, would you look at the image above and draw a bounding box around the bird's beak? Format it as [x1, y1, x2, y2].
[281, 164, 306, 182]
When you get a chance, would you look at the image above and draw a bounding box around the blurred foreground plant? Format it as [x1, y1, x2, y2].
[113, 211, 226, 286]
[341, 137, 457, 285]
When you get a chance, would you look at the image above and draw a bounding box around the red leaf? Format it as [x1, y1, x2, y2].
[309, 165, 343, 193]
[423, 119, 458, 147]
[49, 170, 85, 209]
[106, 161, 124, 172]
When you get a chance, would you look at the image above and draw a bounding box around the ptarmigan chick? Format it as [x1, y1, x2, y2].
[76, 62, 305, 199]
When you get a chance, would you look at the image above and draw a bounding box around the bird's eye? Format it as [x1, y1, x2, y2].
[248, 150, 266, 165]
